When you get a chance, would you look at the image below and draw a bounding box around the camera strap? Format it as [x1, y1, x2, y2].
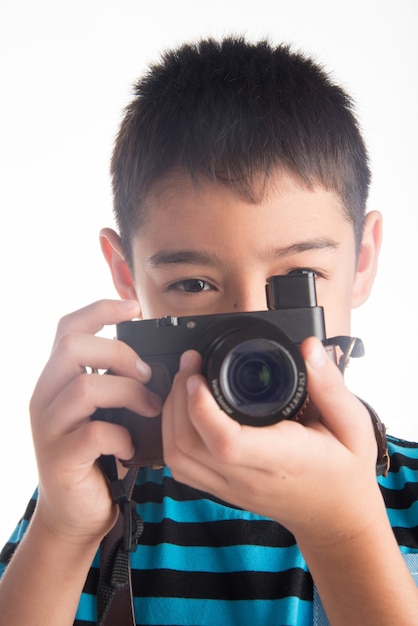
[97, 455, 142, 626]
[325, 335, 390, 476]
[359, 398, 390, 477]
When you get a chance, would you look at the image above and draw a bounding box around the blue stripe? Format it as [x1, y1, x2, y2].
[385, 499, 418, 529]
[138, 496, 271, 524]
[75, 592, 96, 622]
[131, 542, 306, 573]
[75, 594, 313, 625]
[379, 468, 418, 491]
[387, 437, 418, 457]
[399, 545, 418, 555]
[132, 596, 312, 626]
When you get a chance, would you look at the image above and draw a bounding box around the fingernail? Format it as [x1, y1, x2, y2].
[308, 341, 327, 369]
[148, 390, 163, 413]
[186, 375, 199, 395]
[179, 351, 194, 370]
[136, 358, 152, 380]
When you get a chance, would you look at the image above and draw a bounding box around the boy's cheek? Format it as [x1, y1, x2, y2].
[320, 295, 353, 339]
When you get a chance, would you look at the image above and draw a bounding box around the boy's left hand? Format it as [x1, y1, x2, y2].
[162, 337, 381, 544]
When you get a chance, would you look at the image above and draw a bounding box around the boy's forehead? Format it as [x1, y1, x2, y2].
[130, 169, 354, 270]
[140, 168, 347, 224]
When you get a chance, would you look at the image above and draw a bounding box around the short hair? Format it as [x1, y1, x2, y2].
[111, 37, 370, 266]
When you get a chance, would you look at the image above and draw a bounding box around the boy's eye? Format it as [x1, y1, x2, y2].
[168, 279, 213, 293]
[287, 268, 323, 279]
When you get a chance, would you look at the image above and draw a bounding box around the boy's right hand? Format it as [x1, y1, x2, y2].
[29, 299, 162, 547]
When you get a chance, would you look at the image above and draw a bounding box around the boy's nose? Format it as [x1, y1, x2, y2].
[226, 285, 268, 313]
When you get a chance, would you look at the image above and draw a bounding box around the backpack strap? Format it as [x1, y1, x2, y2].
[97, 456, 142, 626]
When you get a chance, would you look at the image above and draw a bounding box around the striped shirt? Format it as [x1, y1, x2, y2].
[1, 435, 418, 625]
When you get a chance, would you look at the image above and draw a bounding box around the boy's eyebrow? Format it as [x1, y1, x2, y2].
[271, 238, 340, 259]
[147, 250, 221, 267]
[147, 238, 339, 268]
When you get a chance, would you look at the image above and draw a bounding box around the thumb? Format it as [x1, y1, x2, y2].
[300, 337, 375, 457]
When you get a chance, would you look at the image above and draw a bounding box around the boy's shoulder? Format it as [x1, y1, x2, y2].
[386, 434, 418, 466]
[379, 434, 418, 553]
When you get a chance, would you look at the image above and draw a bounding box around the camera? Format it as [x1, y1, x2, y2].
[93, 271, 335, 468]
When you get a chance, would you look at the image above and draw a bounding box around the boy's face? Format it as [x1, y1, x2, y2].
[104, 170, 381, 339]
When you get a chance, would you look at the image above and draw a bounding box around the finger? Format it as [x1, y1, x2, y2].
[38, 331, 150, 398]
[167, 350, 321, 476]
[185, 369, 312, 470]
[53, 332, 151, 380]
[34, 298, 143, 409]
[163, 349, 235, 489]
[172, 351, 206, 450]
[162, 351, 230, 491]
[300, 337, 376, 456]
[53, 299, 141, 347]
[162, 351, 203, 463]
[34, 372, 162, 438]
[44, 419, 136, 474]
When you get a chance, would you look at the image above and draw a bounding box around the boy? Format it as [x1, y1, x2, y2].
[0, 36, 417, 625]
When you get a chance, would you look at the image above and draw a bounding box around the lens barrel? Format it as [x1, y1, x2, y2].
[200, 318, 307, 426]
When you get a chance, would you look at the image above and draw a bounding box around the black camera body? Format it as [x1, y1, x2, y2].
[95, 272, 331, 468]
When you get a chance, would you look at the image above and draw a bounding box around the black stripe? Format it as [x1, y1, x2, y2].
[82, 566, 99, 596]
[21, 497, 37, 522]
[141, 518, 296, 548]
[389, 452, 418, 473]
[380, 481, 418, 510]
[133, 473, 267, 512]
[0, 541, 17, 565]
[133, 475, 232, 505]
[130, 567, 313, 601]
[82, 564, 313, 602]
[0, 498, 38, 566]
[392, 525, 418, 549]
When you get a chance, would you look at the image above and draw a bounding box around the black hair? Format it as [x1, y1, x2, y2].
[111, 37, 370, 266]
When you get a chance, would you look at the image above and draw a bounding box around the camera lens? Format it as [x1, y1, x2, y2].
[200, 317, 307, 426]
[221, 339, 296, 415]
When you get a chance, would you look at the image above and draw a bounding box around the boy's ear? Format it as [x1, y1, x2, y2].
[352, 210, 383, 308]
[100, 228, 139, 302]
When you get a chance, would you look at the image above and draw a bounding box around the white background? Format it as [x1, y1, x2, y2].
[0, 0, 417, 540]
